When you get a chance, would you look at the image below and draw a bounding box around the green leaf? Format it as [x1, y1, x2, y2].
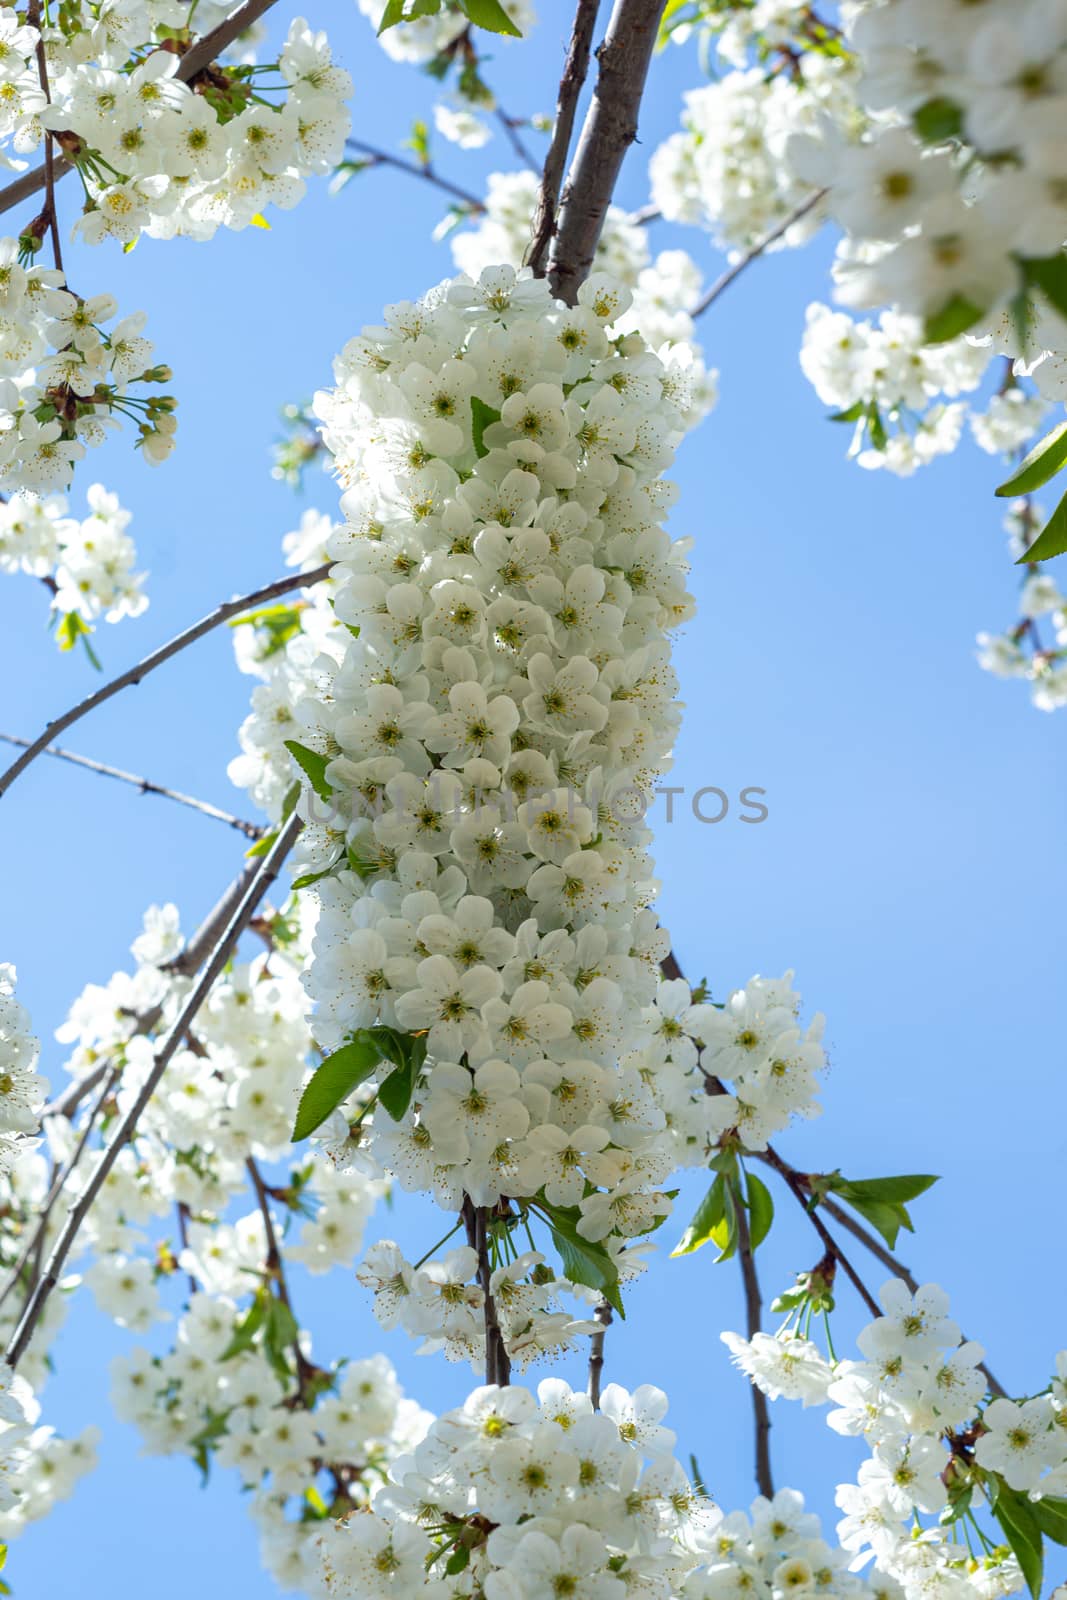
[912, 97, 964, 143]
[996, 420, 1067, 498]
[378, 1063, 416, 1120]
[247, 782, 299, 858]
[923, 294, 983, 345]
[446, 1546, 471, 1576]
[458, 0, 522, 34]
[1032, 1495, 1067, 1547]
[828, 401, 865, 423]
[220, 1289, 268, 1360]
[991, 1482, 1045, 1600]
[712, 1177, 739, 1262]
[867, 402, 888, 453]
[670, 1173, 726, 1257]
[828, 1174, 939, 1249]
[745, 1171, 775, 1250]
[1023, 252, 1067, 324]
[538, 1200, 624, 1316]
[831, 1174, 939, 1205]
[292, 1036, 384, 1140]
[1015, 483, 1067, 564]
[284, 739, 332, 801]
[377, 0, 406, 32]
[471, 395, 501, 457]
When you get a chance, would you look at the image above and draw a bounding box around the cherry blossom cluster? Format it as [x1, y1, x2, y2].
[275, 265, 724, 1272]
[978, 497, 1067, 713]
[651, 0, 853, 258]
[723, 1279, 1062, 1600]
[798, 303, 1045, 477]
[0, 249, 174, 492]
[695, 971, 827, 1152]
[317, 1376, 715, 1597]
[0, 1364, 97, 1545]
[0, 895, 406, 1576]
[356, 1238, 604, 1373]
[0, 483, 146, 650]
[452, 172, 717, 419]
[789, 0, 1067, 329]
[113, 1325, 428, 1595]
[0, 964, 46, 1172]
[2, 13, 351, 244]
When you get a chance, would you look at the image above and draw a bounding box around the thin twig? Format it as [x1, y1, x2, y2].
[246, 1155, 318, 1401]
[0, 1062, 121, 1315]
[0, 0, 282, 218]
[587, 1300, 612, 1409]
[0, 562, 329, 801]
[28, 8, 62, 274]
[689, 190, 826, 319]
[733, 1182, 774, 1498]
[345, 138, 485, 214]
[0, 733, 263, 838]
[548, 0, 668, 304]
[462, 1196, 510, 1387]
[526, 0, 601, 278]
[494, 106, 539, 172]
[5, 811, 302, 1369]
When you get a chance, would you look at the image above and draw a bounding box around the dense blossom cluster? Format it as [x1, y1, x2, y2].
[317, 1377, 713, 1597]
[797, 304, 1050, 477]
[114, 1339, 428, 1594]
[0, 252, 174, 491]
[0, 975, 98, 1538]
[0, 483, 146, 644]
[0, 12, 350, 243]
[722, 1280, 1059, 1600]
[317, 1375, 921, 1600]
[0, 964, 46, 1171]
[651, 0, 855, 257]
[452, 172, 717, 419]
[791, 0, 1067, 329]
[274, 268, 738, 1282]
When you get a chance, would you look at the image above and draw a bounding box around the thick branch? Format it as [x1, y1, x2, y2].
[733, 1185, 774, 1498]
[0, 562, 329, 801]
[0, 733, 262, 837]
[526, 0, 601, 278]
[547, 0, 668, 304]
[5, 811, 301, 1368]
[0, 0, 281, 218]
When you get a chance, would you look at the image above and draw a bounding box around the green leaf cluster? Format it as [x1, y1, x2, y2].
[827, 1172, 938, 1249]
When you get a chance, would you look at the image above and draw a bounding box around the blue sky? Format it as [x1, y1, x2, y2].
[1, 3, 1066, 1595]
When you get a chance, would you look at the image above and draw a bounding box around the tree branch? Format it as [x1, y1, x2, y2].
[587, 1300, 612, 1409]
[462, 1196, 510, 1387]
[0, 733, 263, 837]
[0, 562, 329, 801]
[344, 138, 486, 215]
[0, 0, 281, 219]
[526, 0, 601, 278]
[0, 1062, 121, 1315]
[5, 810, 302, 1369]
[733, 1183, 774, 1498]
[547, 0, 668, 304]
[689, 190, 826, 319]
[246, 1155, 320, 1402]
